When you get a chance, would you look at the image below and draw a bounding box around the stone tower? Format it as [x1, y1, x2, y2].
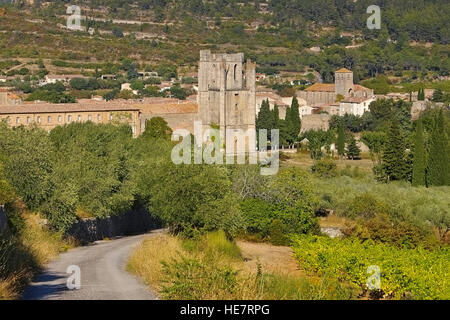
[198, 50, 256, 152]
[335, 68, 354, 97]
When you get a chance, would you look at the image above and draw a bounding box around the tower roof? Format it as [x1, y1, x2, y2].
[336, 68, 352, 73]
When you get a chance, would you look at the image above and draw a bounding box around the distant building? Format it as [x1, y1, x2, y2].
[339, 97, 376, 116]
[298, 68, 373, 106]
[44, 74, 85, 85]
[101, 74, 117, 81]
[0, 89, 22, 105]
[0, 101, 141, 137]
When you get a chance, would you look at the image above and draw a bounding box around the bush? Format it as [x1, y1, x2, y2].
[345, 193, 388, 219]
[311, 158, 337, 178]
[148, 163, 245, 237]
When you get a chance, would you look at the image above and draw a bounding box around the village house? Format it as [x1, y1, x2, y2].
[43, 74, 86, 85]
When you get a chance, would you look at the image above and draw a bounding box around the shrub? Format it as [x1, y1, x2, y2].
[311, 158, 337, 178]
[345, 193, 388, 219]
[148, 163, 245, 237]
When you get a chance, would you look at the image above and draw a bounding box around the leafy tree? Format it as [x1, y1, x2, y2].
[361, 131, 386, 163]
[0, 125, 53, 210]
[336, 123, 345, 158]
[143, 117, 173, 140]
[427, 109, 450, 186]
[411, 119, 427, 187]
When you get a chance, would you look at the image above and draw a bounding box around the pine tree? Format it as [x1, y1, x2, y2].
[382, 119, 408, 181]
[256, 99, 273, 132]
[418, 88, 425, 101]
[346, 135, 361, 160]
[411, 119, 426, 186]
[290, 96, 301, 140]
[428, 109, 450, 186]
[272, 104, 280, 129]
[337, 123, 346, 158]
[432, 89, 444, 102]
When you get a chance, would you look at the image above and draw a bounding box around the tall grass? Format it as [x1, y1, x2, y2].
[0, 214, 68, 299]
[127, 231, 355, 300]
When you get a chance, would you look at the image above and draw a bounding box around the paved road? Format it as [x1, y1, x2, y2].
[22, 231, 161, 300]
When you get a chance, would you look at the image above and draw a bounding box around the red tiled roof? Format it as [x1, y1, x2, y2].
[336, 68, 352, 73]
[305, 83, 335, 92]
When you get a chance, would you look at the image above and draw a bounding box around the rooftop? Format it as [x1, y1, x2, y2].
[335, 68, 353, 73]
[305, 83, 335, 92]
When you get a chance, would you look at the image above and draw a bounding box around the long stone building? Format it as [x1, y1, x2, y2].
[0, 51, 257, 151]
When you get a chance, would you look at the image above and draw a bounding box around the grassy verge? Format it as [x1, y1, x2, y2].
[0, 213, 70, 299]
[292, 235, 450, 300]
[127, 230, 355, 300]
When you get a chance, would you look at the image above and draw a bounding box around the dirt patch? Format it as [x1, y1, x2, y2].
[236, 240, 304, 276]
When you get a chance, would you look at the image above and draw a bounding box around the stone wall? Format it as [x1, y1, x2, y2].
[301, 114, 331, 132]
[66, 207, 161, 244]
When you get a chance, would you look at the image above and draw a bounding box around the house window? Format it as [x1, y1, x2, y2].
[97, 114, 101, 121]
[88, 115, 92, 121]
[48, 116, 51, 123]
[58, 115, 62, 123]
[27, 116, 31, 124]
[37, 116, 41, 123]
[68, 115, 72, 122]
[77, 115, 82, 121]
[16, 117, 20, 124]
[109, 114, 113, 121]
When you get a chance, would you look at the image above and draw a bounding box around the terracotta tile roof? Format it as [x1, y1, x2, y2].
[336, 68, 352, 73]
[0, 98, 199, 115]
[7, 93, 20, 100]
[138, 102, 198, 114]
[354, 84, 371, 92]
[305, 83, 335, 92]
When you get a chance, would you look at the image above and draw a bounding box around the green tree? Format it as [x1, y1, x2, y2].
[418, 88, 425, 101]
[411, 119, 426, 186]
[337, 123, 346, 158]
[382, 120, 408, 181]
[432, 89, 444, 102]
[346, 135, 361, 160]
[143, 117, 173, 140]
[427, 109, 450, 186]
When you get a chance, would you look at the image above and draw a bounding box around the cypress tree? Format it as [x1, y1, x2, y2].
[337, 123, 345, 158]
[382, 119, 408, 181]
[418, 88, 425, 101]
[346, 135, 361, 160]
[290, 96, 301, 140]
[428, 109, 449, 186]
[412, 119, 426, 186]
[272, 104, 280, 129]
[256, 99, 273, 132]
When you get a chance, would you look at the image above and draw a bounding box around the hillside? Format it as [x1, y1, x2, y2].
[0, 0, 449, 86]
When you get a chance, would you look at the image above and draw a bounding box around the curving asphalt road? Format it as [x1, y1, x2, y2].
[22, 231, 161, 300]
